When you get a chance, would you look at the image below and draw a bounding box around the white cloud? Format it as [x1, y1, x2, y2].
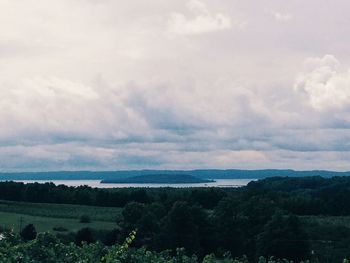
[273, 12, 292, 22]
[168, 0, 231, 35]
[295, 55, 350, 111]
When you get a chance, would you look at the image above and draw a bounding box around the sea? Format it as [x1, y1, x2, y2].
[11, 179, 256, 188]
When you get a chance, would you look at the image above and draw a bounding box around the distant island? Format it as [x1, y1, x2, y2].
[101, 174, 215, 184]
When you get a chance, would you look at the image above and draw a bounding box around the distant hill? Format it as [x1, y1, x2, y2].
[101, 174, 214, 184]
[0, 169, 349, 180]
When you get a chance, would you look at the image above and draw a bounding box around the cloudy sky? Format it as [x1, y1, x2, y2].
[1, 0, 350, 171]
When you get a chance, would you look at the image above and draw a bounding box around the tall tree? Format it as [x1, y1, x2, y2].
[257, 213, 310, 261]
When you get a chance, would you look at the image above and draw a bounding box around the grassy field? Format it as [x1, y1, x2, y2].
[0, 200, 122, 221]
[301, 215, 350, 228]
[0, 200, 122, 233]
[0, 211, 117, 232]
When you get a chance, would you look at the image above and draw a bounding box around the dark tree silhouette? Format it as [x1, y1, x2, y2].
[257, 213, 310, 261]
[20, 224, 37, 241]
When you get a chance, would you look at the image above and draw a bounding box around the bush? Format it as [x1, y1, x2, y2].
[20, 223, 37, 241]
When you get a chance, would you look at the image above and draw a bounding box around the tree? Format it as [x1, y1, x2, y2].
[20, 223, 37, 241]
[138, 211, 159, 236]
[122, 202, 145, 224]
[213, 195, 247, 256]
[121, 202, 145, 233]
[257, 212, 310, 261]
[148, 202, 167, 218]
[161, 201, 210, 255]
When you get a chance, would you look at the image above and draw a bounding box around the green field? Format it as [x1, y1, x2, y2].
[0, 200, 121, 233]
[0, 211, 117, 232]
[0, 200, 122, 221]
[301, 215, 350, 228]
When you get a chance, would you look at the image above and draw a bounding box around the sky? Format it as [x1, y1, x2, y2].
[1, 0, 350, 171]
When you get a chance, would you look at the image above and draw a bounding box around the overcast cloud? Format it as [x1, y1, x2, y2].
[1, 0, 350, 171]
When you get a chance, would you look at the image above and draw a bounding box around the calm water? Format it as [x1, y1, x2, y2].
[11, 179, 256, 188]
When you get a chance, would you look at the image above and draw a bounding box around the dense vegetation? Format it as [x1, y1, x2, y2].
[2, 176, 350, 262]
[0, 230, 307, 263]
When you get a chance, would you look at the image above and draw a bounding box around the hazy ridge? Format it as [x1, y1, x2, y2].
[0, 169, 349, 180]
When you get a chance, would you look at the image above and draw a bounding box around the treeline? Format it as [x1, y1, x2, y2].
[247, 176, 350, 215]
[3, 176, 350, 215]
[113, 200, 309, 262]
[0, 181, 227, 208]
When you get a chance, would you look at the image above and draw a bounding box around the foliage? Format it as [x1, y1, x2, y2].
[0, 229, 317, 263]
[256, 213, 310, 261]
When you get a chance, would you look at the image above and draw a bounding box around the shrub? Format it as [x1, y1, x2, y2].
[20, 223, 37, 241]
